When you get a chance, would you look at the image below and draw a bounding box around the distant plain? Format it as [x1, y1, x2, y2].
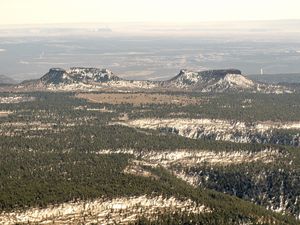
[1, 21, 300, 83]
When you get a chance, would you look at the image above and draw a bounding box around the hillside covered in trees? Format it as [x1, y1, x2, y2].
[0, 92, 300, 224]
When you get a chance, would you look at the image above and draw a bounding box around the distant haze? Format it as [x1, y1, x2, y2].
[1, 0, 300, 82]
[1, 20, 300, 38]
[1, 0, 300, 25]
[1, 31, 300, 82]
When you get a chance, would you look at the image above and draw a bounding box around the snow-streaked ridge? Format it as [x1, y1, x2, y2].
[116, 118, 300, 144]
[0, 195, 210, 225]
[97, 148, 281, 187]
[224, 74, 255, 88]
[165, 69, 291, 93]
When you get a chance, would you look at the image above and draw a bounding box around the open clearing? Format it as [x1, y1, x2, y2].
[77, 93, 201, 106]
[0, 111, 12, 117]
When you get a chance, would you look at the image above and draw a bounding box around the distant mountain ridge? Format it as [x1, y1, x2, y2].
[247, 73, 300, 84]
[0, 74, 17, 84]
[16, 67, 292, 93]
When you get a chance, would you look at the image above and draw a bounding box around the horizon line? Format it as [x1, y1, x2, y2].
[1, 19, 300, 28]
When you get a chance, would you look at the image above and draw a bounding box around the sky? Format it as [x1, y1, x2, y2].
[1, 0, 300, 25]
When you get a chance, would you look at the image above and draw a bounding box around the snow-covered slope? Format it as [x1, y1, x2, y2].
[0, 195, 209, 225]
[167, 69, 243, 87]
[117, 118, 300, 145]
[164, 69, 291, 93]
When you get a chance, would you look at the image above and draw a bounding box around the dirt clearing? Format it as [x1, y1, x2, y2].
[77, 93, 201, 106]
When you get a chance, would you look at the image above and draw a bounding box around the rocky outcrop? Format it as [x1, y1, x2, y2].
[41, 67, 121, 85]
[0, 195, 209, 225]
[117, 118, 300, 146]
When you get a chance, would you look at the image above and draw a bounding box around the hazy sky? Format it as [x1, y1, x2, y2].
[1, 0, 300, 25]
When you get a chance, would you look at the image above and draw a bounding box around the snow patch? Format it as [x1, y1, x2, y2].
[224, 74, 255, 88]
[0, 195, 210, 225]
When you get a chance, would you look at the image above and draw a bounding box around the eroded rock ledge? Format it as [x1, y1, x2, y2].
[0, 195, 209, 225]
